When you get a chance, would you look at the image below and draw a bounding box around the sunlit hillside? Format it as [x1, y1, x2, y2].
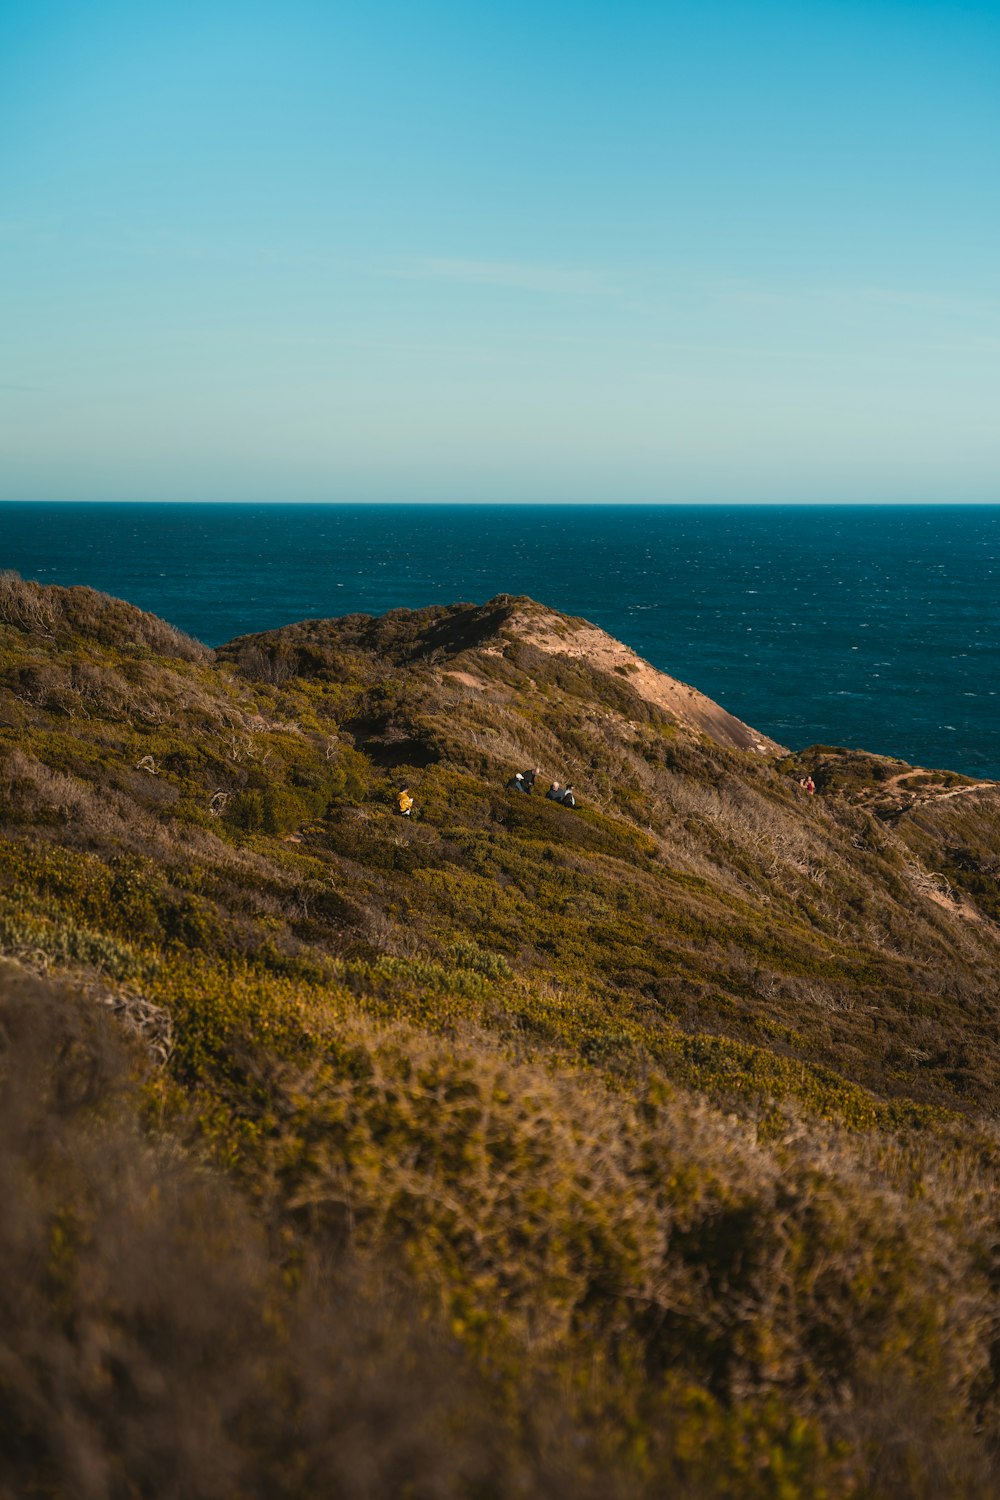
[3, 571, 1000, 1498]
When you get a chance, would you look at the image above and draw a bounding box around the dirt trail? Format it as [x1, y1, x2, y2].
[933, 782, 995, 802]
[878, 769, 996, 807]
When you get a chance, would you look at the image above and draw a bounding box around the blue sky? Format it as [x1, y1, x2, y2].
[1, 0, 998, 502]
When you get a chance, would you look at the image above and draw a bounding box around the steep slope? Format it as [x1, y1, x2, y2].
[214, 594, 1000, 1112]
[3, 571, 1000, 1498]
[221, 592, 786, 754]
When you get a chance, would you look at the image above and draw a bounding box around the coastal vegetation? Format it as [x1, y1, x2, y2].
[3, 571, 1000, 1497]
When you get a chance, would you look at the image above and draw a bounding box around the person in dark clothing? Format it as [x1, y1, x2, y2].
[520, 768, 540, 793]
[545, 781, 564, 801]
[506, 772, 530, 794]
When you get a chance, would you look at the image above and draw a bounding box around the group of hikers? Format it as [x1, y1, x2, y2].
[396, 769, 577, 817]
[506, 767, 578, 808]
[399, 767, 817, 818]
[399, 767, 812, 817]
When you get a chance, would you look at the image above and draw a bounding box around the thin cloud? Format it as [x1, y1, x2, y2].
[711, 274, 1000, 323]
[388, 257, 617, 295]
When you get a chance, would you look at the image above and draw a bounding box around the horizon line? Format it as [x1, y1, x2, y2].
[3, 498, 1000, 508]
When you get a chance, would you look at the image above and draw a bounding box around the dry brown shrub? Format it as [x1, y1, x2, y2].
[0, 964, 635, 1500]
[0, 747, 152, 848]
[0, 571, 56, 633]
[0, 572, 207, 661]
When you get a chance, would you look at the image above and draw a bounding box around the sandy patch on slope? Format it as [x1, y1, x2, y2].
[444, 670, 493, 691]
[502, 605, 786, 756]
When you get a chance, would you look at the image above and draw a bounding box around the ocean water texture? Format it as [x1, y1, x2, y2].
[2, 503, 998, 780]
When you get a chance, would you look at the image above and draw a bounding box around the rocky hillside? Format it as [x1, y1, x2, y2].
[2, 570, 1000, 1499]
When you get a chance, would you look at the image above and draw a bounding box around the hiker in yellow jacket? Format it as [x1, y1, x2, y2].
[397, 786, 414, 817]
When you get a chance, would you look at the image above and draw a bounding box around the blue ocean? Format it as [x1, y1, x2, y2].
[2, 502, 998, 780]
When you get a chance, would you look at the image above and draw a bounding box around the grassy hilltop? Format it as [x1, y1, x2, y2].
[3, 570, 1000, 1498]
